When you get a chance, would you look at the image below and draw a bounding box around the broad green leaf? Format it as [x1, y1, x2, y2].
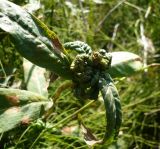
[0, 88, 46, 110]
[109, 52, 143, 78]
[0, 0, 71, 79]
[23, 58, 48, 97]
[0, 88, 52, 133]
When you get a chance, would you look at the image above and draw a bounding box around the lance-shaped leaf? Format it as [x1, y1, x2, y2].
[78, 73, 122, 146]
[98, 73, 122, 144]
[109, 52, 143, 78]
[0, 88, 52, 133]
[0, 0, 71, 79]
[23, 58, 48, 97]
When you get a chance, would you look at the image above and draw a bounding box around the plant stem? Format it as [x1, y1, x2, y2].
[52, 81, 74, 103]
[43, 81, 74, 120]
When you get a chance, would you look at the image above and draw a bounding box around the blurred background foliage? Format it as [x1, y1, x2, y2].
[0, 0, 160, 148]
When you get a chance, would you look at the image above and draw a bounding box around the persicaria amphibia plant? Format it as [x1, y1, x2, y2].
[0, 0, 143, 147]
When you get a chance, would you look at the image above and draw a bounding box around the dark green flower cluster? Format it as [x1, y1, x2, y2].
[70, 49, 112, 100]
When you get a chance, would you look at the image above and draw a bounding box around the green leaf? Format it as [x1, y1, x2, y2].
[23, 58, 48, 97]
[0, 0, 71, 79]
[64, 41, 92, 61]
[64, 41, 92, 54]
[98, 73, 122, 144]
[0, 88, 52, 133]
[109, 52, 143, 78]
